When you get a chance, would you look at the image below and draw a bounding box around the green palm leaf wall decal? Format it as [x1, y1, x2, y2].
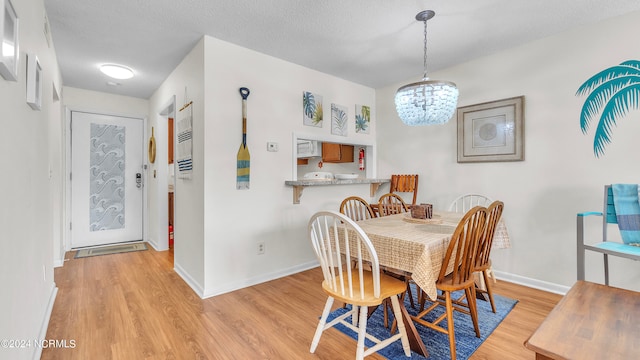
[576, 60, 640, 157]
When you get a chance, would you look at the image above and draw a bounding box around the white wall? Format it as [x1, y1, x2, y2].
[200, 36, 376, 296]
[376, 11, 640, 291]
[149, 39, 206, 293]
[0, 0, 63, 358]
[63, 86, 149, 118]
[149, 36, 376, 297]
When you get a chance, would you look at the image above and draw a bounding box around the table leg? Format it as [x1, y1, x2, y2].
[475, 284, 489, 302]
[398, 299, 429, 357]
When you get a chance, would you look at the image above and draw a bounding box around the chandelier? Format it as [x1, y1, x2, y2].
[395, 10, 459, 126]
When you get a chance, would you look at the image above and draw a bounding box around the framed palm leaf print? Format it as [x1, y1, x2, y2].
[303, 91, 323, 127]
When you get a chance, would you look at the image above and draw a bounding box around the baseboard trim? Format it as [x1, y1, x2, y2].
[174, 262, 205, 298]
[202, 260, 320, 299]
[493, 270, 570, 295]
[172, 261, 569, 299]
[32, 283, 58, 360]
[146, 237, 168, 252]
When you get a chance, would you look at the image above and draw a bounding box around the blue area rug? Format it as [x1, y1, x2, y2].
[328, 284, 518, 359]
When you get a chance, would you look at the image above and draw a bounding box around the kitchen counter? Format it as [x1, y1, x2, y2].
[284, 178, 389, 204]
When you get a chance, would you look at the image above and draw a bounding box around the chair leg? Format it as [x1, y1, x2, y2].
[405, 279, 415, 308]
[388, 288, 404, 332]
[444, 291, 457, 360]
[352, 305, 359, 327]
[383, 299, 390, 328]
[577, 215, 586, 281]
[418, 289, 427, 312]
[310, 297, 335, 353]
[487, 266, 497, 283]
[389, 295, 411, 357]
[482, 269, 497, 313]
[356, 305, 368, 360]
[604, 253, 609, 286]
[466, 286, 481, 338]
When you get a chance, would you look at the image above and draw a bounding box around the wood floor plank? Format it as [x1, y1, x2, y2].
[42, 247, 562, 359]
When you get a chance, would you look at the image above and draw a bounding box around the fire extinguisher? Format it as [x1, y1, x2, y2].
[358, 148, 365, 171]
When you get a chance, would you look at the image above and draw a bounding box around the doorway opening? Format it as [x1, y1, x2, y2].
[158, 96, 176, 258]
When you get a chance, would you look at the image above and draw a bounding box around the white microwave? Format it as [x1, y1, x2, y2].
[297, 139, 322, 158]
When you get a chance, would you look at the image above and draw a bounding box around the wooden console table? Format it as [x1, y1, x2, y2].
[525, 280, 640, 359]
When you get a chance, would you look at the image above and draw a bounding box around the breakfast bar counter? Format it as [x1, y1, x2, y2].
[284, 178, 389, 204]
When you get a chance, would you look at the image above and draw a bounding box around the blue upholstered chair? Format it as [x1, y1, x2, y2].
[577, 184, 640, 285]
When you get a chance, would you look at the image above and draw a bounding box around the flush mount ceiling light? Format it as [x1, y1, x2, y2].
[395, 10, 459, 126]
[99, 64, 134, 80]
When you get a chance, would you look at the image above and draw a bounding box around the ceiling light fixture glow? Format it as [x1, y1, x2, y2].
[100, 64, 134, 80]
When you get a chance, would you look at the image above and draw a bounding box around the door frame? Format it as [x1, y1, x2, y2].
[153, 95, 176, 252]
[63, 107, 149, 251]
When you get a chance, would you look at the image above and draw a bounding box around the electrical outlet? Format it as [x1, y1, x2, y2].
[257, 241, 265, 255]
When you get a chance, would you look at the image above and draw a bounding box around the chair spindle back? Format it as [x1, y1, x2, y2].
[438, 206, 488, 286]
[309, 211, 381, 300]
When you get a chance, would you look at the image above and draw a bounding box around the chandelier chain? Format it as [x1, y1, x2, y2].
[423, 17, 428, 80]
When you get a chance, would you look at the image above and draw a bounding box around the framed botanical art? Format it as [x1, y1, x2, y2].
[355, 104, 370, 134]
[0, 0, 19, 81]
[457, 96, 524, 163]
[26, 54, 42, 110]
[302, 91, 323, 127]
[331, 103, 348, 136]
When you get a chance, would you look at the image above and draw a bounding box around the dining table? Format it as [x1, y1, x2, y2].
[356, 211, 510, 301]
[351, 210, 511, 357]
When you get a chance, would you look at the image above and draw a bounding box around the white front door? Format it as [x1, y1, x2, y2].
[71, 111, 144, 248]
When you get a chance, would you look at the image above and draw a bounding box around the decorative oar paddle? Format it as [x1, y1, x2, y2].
[237, 87, 251, 189]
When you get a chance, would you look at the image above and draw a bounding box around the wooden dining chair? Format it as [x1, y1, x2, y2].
[413, 206, 488, 360]
[390, 174, 419, 206]
[449, 193, 497, 285]
[474, 201, 504, 313]
[308, 211, 411, 360]
[340, 196, 376, 221]
[449, 194, 493, 213]
[377, 193, 409, 217]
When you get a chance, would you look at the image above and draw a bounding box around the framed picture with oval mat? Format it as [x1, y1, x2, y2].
[457, 96, 524, 163]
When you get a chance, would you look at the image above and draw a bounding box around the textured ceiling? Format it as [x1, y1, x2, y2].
[44, 0, 640, 99]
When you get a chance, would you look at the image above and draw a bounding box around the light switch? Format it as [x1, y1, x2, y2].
[267, 142, 279, 152]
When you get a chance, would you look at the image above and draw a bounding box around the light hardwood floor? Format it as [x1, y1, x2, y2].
[43, 246, 562, 359]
